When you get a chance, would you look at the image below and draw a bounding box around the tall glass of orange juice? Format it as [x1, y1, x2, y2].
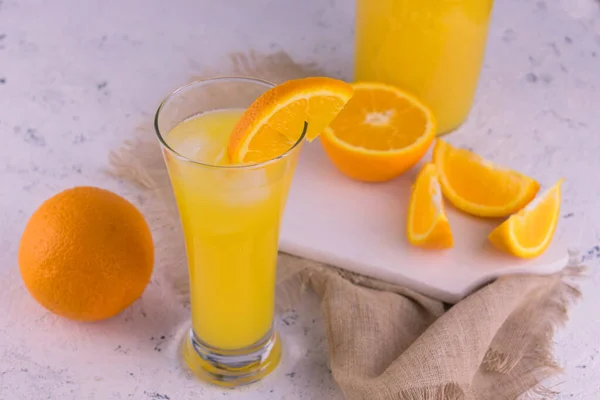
[154, 78, 305, 387]
[354, 0, 494, 134]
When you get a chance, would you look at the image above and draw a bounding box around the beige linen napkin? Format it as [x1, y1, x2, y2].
[109, 51, 583, 400]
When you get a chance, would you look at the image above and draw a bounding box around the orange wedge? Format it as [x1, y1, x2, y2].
[227, 77, 353, 164]
[407, 163, 453, 249]
[320, 82, 436, 182]
[433, 140, 540, 218]
[488, 179, 563, 258]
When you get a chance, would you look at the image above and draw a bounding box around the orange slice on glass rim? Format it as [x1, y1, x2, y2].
[407, 163, 453, 249]
[433, 140, 540, 218]
[320, 82, 436, 182]
[227, 77, 353, 164]
[488, 179, 563, 258]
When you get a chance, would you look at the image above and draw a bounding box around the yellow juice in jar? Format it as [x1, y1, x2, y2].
[165, 109, 294, 350]
[354, 0, 494, 134]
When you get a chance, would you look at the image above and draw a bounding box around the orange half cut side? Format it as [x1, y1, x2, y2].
[320, 82, 436, 182]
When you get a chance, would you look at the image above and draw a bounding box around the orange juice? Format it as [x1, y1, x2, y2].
[354, 0, 494, 134]
[165, 109, 297, 350]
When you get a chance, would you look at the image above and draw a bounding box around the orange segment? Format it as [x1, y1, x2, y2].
[227, 77, 353, 164]
[320, 82, 436, 182]
[488, 179, 563, 258]
[433, 140, 540, 217]
[407, 163, 453, 249]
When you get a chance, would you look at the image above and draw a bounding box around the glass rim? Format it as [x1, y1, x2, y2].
[154, 76, 307, 170]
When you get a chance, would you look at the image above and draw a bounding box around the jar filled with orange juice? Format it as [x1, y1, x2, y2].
[354, 0, 494, 134]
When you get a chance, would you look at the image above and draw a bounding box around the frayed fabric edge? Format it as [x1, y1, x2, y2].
[482, 261, 586, 400]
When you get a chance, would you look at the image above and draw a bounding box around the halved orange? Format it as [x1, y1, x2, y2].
[407, 163, 453, 249]
[488, 179, 563, 258]
[320, 82, 436, 182]
[433, 140, 540, 218]
[227, 77, 353, 164]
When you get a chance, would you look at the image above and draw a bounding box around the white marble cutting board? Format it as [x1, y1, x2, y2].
[280, 140, 569, 303]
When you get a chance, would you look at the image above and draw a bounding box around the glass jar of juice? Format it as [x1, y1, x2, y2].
[354, 0, 494, 135]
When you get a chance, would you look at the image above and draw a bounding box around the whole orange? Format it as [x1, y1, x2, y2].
[18, 186, 154, 321]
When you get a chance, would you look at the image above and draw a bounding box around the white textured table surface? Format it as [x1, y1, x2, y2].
[1, 0, 600, 398]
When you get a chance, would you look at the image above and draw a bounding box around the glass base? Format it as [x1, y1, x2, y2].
[182, 327, 281, 388]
